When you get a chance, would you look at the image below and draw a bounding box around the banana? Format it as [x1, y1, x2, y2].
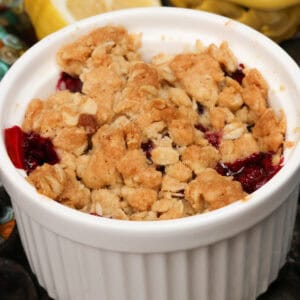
[168, 0, 201, 7]
[259, 6, 300, 41]
[169, 0, 300, 42]
[237, 9, 262, 30]
[226, 0, 300, 11]
[196, 0, 244, 19]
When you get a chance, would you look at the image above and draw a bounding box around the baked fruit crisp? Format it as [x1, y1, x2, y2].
[5, 26, 286, 220]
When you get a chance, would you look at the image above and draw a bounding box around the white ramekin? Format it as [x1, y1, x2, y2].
[0, 7, 300, 300]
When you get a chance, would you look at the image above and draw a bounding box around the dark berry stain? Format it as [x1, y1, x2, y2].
[156, 165, 165, 173]
[194, 124, 207, 132]
[225, 63, 245, 85]
[196, 102, 204, 115]
[216, 152, 283, 193]
[230, 69, 245, 85]
[56, 72, 82, 93]
[141, 140, 154, 160]
[90, 213, 102, 217]
[205, 131, 222, 148]
[247, 124, 255, 132]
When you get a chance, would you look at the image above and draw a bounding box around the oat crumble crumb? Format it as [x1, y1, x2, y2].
[23, 25, 286, 221]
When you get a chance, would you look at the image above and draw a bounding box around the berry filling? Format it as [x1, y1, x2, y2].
[226, 64, 245, 85]
[156, 165, 165, 173]
[205, 131, 222, 148]
[4, 126, 59, 173]
[194, 123, 207, 133]
[216, 152, 283, 193]
[196, 102, 204, 115]
[194, 125, 222, 147]
[90, 212, 102, 217]
[4, 126, 25, 169]
[56, 72, 82, 93]
[141, 140, 154, 160]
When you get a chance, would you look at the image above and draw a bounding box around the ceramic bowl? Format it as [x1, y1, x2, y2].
[0, 7, 300, 300]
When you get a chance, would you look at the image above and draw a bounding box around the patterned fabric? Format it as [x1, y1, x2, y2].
[0, 5, 34, 79]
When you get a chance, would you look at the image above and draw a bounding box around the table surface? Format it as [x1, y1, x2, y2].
[0, 21, 299, 300]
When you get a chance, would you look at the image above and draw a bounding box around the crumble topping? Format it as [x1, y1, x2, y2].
[20, 25, 285, 220]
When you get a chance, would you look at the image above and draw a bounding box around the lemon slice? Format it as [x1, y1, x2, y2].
[24, 0, 161, 40]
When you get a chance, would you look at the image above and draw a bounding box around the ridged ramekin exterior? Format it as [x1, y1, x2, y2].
[12, 186, 298, 300]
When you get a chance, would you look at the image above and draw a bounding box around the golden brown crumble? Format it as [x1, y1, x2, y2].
[24, 25, 286, 221]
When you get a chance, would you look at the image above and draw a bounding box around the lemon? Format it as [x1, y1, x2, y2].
[24, 0, 161, 39]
